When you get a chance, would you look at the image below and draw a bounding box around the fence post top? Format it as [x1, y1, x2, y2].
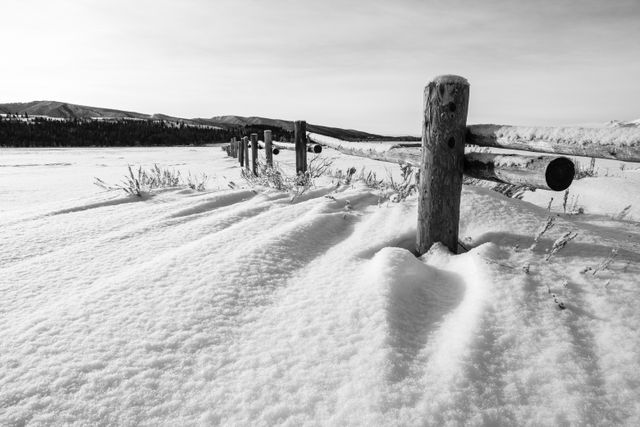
[431, 75, 469, 86]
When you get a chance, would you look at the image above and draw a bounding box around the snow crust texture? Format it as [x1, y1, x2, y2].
[1, 147, 640, 426]
[469, 125, 640, 148]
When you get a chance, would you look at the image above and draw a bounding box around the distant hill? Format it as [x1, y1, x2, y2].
[201, 115, 403, 141]
[0, 101, 416, 141]
[0, 101, 154, 120]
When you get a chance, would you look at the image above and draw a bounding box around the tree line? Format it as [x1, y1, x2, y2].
[0, 117, 293, 147]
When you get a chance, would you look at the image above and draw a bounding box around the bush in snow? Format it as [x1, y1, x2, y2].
[240, 157, 334, 201]
[95, 164, 207, 197]
[574, 157, 597, 179]
[463, 176, 531, 199]
[328, 163, 418, 203]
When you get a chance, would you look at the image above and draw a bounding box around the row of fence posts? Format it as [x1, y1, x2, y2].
[219, 80, 497, 256]
[225, 121, 309, 176]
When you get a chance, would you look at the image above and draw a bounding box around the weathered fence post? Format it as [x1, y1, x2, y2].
[238, 137, 245, 166]
[416, 75, 470, 255]
[264, 130, 273, 167]
[250, 133, 259, 176]
[243, 136, 250, 173]
[231, 137, 237, 158]
[294, 120, 307, 174]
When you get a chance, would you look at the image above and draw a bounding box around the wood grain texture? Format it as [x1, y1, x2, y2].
[238, 137, 245, 166]
[294, 121, 307, 174]
[243, 136, 250, 170]
[464, 153, 574, 191]
[264, 130, 273, 167]
[251, 133, 259, 176]
[417, 75, 469, 255]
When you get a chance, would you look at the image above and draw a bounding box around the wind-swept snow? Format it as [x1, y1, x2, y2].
[1, 147, 639, 425]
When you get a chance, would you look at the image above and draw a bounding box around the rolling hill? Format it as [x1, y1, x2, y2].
[0, 101, 416, 141]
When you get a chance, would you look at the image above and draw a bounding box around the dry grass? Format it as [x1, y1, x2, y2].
[95, 164, 208, 197]
[327, 162, 418, 203]
[240, 157, 334, 201]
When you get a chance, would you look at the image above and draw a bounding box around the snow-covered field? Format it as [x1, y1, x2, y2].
[2, 146, 640, 426]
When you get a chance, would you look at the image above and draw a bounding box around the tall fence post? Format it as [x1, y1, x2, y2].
[250, 133, 259, 176]
[238, 137, 245, 166]
[264, 130, 273, 167]
[416, 75, 470, 255]
[243, 136, 250, 173]
[294, 120, 307, 174]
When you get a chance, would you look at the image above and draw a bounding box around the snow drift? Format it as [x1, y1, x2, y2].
[1, 147, 639, 426]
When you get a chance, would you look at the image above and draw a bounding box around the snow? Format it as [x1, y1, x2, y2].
[1, 146, 640, 425]
[308, 133, 402, 154]
[607, 118, 640, 128]
[468, 124, 640, 148]
[431, 75, 469, 86]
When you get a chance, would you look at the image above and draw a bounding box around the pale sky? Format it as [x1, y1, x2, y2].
[1, 0, 639, 135]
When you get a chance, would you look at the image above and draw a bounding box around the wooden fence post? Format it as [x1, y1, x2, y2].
[231, 137, 237, 158]
[294, 120, 307, 174]
[250, 133, 259, 176]
[416, 75, 470, 255]
[243, 136, 250, 173]
[264, 130, 273, 167]
[238, 137, 245, 166]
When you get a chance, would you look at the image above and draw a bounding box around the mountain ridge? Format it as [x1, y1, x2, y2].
[0, 101, 416, 141]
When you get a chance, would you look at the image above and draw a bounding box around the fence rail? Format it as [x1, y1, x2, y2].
[306, 133, 574, 191]
[467, 124, 640, 163]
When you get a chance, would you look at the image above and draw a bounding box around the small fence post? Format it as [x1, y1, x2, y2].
[416, 75, 469, 255]
[243, 136, 250, 173]
[250, 133, 259, 176]
[294, 120, 307, 174]
[238, 137, 245, 166]
[231, 137, 237, 158]
[264, 130, 273, 167]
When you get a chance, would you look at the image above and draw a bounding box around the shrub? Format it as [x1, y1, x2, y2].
[327, 163, 418, 203]
[95, 164, 207, 197]
[240, 157, 334, 201]
[574, 157, 597, 179]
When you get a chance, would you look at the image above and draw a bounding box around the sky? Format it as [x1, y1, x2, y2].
[1, 0, 639, 135]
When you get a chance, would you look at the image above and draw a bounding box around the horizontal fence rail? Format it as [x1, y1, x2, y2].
[307, 133, 574, 191]
[271, 141, 322, 153]
[467, 124, 640, 163]
[464, 153, 574, 191]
